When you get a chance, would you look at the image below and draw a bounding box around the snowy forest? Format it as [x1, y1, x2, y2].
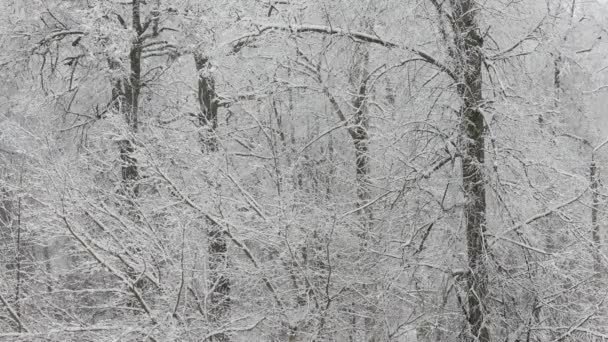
[2, 0, 608, 341]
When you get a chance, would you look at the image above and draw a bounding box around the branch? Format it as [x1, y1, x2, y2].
[0, 291, 29, 332]
[299, 121, 347, 154]
[152, 165, 285, 311]
[37, 30, 84, 46]
[497, 236, 552, 255]
[487, 17, 545, 60]
[488, 191, 586, 248]
[229, 23, 456, 80]
[236, 23, 397, 46]
[84, 209, 162, 289]
[60, 215, 155, 320]
[203, 317, 266, 341]
[222, 171, 267, 220]
[339, 191, 394, 219]
[556, 132, 591, 147]
[593, 136, 608, 153]
[549, 310, 597, 342]
[583, 85, 608, 94]
[0, 325, 122, 338]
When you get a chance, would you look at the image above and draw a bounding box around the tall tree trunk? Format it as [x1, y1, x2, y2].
[323, 41, 374, 341]
[591, 156, 602, 273]
[14, 170, 23, 333]
[110, 0, 144, 194]
[449, 1, 490, 341]
[108, 0, 146, 309]
[350, 44, 373, 236]
[350, 42, 376, 342]
[194, 52, 229, 341]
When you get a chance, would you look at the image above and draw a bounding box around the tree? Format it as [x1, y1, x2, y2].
[446, 1, 489, 340]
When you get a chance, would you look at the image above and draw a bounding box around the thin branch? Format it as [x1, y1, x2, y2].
[60, 215, 154, 319]
[222, 171, 267, 220]
[0, 325, 122, 338]
[487, 17, 545, 60]
[152, 165, 285, 310]
[0, 291, 29, 333]
[593, 136, 608, 153]
[172, 225, 187, 318]
[299, 121, 347, 154]
[583, 85, 608, 94]
[39, 30, 84, 44]
[488, 191, 586, 248]
[549, 310, 597, 342]
[497, 236, 552, 255]
[229, 23, 456, 80]
[203, 317, 266, 341]
[340, 191, 394, 219]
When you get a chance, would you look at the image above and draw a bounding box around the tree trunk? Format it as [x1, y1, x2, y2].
[194, 53, 219, 152]
[110, 0, 144, 194]
[207, 226, 230, 341]
[350, 42, 377, 342]
[194, 52, 230, 341]
[107, 0, 146, 310]
[14, 173, 23, 333]
[449, 1, 490, 341]
[591, 157, 602, 272]
[350, 44, 373, 236]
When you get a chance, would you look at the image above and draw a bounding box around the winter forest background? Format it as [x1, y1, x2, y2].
[2, 0, 608, 341]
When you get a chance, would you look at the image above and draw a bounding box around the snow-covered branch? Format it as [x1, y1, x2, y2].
[228, 23, 457, 81]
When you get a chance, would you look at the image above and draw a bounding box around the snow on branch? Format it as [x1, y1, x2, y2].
[584, 85, 608, 94]
[228, 23, 457, 81]
[488, 190, 586, 249]
[0, 291, 29, 333]
[487, 17, 545, 61]
[60, 215, 155, 320]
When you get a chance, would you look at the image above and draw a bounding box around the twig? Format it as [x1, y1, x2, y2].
[339, 191, 394, 219]
[488, 191, 586, 248]
[0, 291, 29, 333]
[203, 317, 266, 341]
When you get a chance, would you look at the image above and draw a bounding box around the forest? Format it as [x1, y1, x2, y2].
[1, 0, 608, 341]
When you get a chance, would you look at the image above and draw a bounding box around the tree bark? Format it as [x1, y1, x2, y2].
[351, 45, 374, 235]
[194, 53, 219, 152]
[107, 0, 146, 309]
[449, 0, 490, 341]
[349, 42, 377, 342]
[110, 1, 144, 194]
[194, 52, 229, 341]
[207, 226, 230, 342]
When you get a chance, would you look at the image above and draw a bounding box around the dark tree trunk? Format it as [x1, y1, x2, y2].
[350, 43, 378, 342]
[207, 226, 230, 341]
[109, 0, 145, 194]
[107, 0, 147, 309]
[194, 53, 219, 152]
[350, 45, 373, 234]
[449, 1, 490, 341]
[110, 58, 138, 187]
[194, 52, 229, 341]
[353, 93, 372, 229]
